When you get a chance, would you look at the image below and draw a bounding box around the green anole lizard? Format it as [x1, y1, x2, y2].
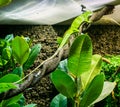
[59, 11, 92, 49]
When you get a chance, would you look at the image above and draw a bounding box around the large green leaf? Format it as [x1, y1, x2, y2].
[0, 74, 20, 83]
[50, 94, 67, 107]
[0, 83, 17, 93]
[2, 94, 22, 107]
[80, 74, 104, 107]
[11, 36, 30, 65]
[81, 54, 102, 89]
[50, 70, 77, 98]
[23, 44, 41, 70]
[91, 81, 116, 105]
[68, 34, 92, 77]
[0, 74, 18, 94]
[7, 103, 20, 107]
[0, 0, 12, 7]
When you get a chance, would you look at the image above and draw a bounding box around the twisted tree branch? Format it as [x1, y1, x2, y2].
[90, 5, 114, 22]
[0, 5, 114, 101]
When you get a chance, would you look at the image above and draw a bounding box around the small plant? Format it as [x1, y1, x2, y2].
[101, 55, 120, 107]
[50, 34, 116, 107]
[0, 34, 41, 107]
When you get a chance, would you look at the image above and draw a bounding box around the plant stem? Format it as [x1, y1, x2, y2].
[74, 77, 81, 107]
[76, 78, 81, 97]
[67, 98, 74, 107]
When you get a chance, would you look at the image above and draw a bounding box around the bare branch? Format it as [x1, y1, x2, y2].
[90, 5, 114, 22]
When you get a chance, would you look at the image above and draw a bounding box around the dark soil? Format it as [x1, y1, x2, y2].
[0, 25, 120, 107]
[87, 25, 120, 55]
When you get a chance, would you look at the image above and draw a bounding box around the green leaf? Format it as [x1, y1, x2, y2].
[57, 59, 68, 72]
[0, 0, 12, 7]
[50, 94, 67, 107]
[5, 34, 14, 42]
[6, 103, 20, 107]
[0, 83, 17, 93]
[2, 94, 22, 107]
[0, 39, 6, 50]
[81, 54, 102, 89]
[1, 59, 7, 66]
[0, 74, 20, 83]
[80, 74, 104, 107]
[68, 34, 92, 77]
[12, 67, 23, 77]
[50, 69, 76, 98]
[0, 57, 7, 66]
[0, 39, 10, 66]
[23, 44, 41, 70]
[2, 46, 12, 60]
[24, 104, 37, 107]
[17, 95, 25, 107]
[11, 36, 30, 65]
[91, 81, 116, 105]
